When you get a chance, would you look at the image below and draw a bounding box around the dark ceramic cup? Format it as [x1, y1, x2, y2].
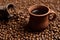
[0, 3, 15, 21]
[25, 4, 56, 32]
[0, 6, 9, 21]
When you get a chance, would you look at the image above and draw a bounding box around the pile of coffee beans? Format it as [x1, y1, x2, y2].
[0, 0, 60, 40]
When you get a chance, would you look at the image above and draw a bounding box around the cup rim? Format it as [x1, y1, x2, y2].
[6, 3, 15, 10]
[28, 4, 50, 16]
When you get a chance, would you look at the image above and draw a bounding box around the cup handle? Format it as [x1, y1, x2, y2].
[48, 9, 56, 21]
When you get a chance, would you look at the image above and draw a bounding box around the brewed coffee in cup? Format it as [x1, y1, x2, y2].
[31, 6, 49, 15]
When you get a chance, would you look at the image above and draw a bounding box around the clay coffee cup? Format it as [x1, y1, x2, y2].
[25, 4, 56, 32]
